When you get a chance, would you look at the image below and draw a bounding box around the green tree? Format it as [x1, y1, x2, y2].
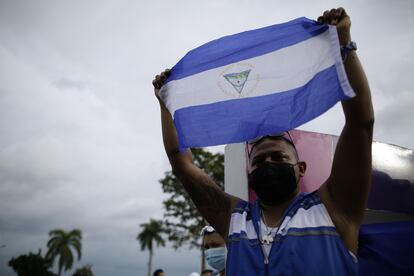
[46, 229, 82, 276]
[159, 148, 224, 270]
[137, 219, 166, 276]
[72, 265, 93, 276]
[8, 250, 56, 276]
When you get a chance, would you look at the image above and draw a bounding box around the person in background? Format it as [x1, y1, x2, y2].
[201, 225, 226, 276]
[201, 269, 213, 276]
[153, 268, 165, 276]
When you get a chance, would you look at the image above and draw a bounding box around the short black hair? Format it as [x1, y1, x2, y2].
[250, 136, 299, 161]
[201, 269, 213, 275]
[153, 269, 164, 276]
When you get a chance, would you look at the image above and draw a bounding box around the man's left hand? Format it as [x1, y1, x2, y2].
[317, 7, 351, 45]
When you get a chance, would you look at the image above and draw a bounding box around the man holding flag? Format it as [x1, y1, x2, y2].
[153, 7, 373, 275]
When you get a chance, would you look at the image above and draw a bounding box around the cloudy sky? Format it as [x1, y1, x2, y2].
[0, 0, 413, 275]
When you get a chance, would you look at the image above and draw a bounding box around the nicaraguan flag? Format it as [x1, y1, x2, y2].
[160, 17, 355, 150]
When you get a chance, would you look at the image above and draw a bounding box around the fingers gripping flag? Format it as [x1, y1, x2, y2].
[160, 17, 355, 150]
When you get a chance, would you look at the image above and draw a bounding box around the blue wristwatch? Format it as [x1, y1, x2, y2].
[340, 41, 357, 62]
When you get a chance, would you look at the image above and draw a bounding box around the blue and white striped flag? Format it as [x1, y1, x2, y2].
[160, 17, 355, 150]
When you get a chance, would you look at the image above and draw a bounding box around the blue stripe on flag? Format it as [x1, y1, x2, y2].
[174, 65, 345, 149]
[168, 17, 328, 82]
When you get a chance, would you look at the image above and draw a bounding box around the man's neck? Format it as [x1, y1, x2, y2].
[260, 191, 299, 227]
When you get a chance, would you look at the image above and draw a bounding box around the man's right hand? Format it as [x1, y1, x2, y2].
[152, 69, 170, 103]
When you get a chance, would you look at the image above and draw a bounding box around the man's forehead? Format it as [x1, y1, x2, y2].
[250, 138, 296, 159]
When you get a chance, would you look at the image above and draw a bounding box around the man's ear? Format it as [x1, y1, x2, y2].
[298, 161, 307, 177]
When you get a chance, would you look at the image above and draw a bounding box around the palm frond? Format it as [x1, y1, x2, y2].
[71, 239, 82, 260]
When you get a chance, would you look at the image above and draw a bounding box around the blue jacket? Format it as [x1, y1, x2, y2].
[226, 192, 358, 275]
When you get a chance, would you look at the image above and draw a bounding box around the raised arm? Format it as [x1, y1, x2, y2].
[153, 70, 239, 238]
[317, 8, 374, 252]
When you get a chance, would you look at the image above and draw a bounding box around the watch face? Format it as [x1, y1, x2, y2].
[341, 41, 357, 52]
[350, 41, 357, 50]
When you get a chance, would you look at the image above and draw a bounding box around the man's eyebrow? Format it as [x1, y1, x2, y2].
[253, 149, 289, 159]
[271, 151, 291, 157]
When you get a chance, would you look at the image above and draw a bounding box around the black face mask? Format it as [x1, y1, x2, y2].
[248, 162, 298, 205]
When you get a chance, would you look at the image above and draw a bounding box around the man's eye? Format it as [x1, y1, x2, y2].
[271, 154, 287, 161]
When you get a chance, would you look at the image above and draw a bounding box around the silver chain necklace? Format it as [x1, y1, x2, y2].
[260, 209, 281, 245]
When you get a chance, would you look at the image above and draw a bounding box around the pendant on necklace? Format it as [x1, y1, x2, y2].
[261, 234, 274, 245]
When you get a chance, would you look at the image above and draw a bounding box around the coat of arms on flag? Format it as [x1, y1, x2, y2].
[223, 69, 251, 94]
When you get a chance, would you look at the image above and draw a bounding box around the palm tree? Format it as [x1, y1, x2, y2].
[46, 229, 82, 276]
[137, 219, 165, 276]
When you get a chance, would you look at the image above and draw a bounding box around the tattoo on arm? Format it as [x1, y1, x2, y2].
[180, 168, 234, 237]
